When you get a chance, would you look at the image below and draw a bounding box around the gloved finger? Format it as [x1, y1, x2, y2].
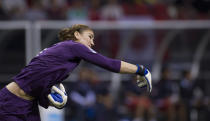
[59, 83, 66, 93]
[52, 86, 64, 96]
[144, 77, 151, 92]
[145, 70, 152, 92]
[53, 93, 63, 102]
[48, 94, 64, 106]
[137, 80, 147, 87]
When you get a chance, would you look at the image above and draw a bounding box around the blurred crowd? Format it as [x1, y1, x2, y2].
[64, 67, 209, 121]
[0, 0, 210, 21]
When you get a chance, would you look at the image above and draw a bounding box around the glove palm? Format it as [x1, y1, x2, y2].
[48, 83, 67, 109]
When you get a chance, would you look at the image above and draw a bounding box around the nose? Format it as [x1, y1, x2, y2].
[90, 39, 94, 46]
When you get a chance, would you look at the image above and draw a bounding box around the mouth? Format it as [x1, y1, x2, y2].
[88, 44, 92, 47]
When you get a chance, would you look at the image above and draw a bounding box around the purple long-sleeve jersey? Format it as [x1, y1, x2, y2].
[13, 40, 121, 108]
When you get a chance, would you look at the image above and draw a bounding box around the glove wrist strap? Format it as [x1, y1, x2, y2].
[136, 64, 145, 76]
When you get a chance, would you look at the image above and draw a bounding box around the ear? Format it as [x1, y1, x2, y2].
[74, 31, 80, 40]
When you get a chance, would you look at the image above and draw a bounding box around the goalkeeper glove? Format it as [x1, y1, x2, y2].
[48, 83, 67, 109]
[136, 65, 152, 93]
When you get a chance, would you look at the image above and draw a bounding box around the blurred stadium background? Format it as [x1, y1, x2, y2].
[0, 0, 210, 121]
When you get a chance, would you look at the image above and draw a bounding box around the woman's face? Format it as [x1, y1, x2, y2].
[75, 30, 94, 48]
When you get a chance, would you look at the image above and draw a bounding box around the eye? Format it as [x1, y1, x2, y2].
[89, 35, 93, 39]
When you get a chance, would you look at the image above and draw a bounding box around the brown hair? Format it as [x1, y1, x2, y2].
[58, 24, 92, 41]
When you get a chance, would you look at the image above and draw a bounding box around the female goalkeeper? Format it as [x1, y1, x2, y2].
[0, 24, 152, 121]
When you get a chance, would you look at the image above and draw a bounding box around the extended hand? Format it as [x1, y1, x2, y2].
[48, 83, 67, 109]
[136, 65, 152, 93]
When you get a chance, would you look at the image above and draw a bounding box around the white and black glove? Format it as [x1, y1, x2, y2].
[136, 65, 152, 93]
[48, 83, 67, 109]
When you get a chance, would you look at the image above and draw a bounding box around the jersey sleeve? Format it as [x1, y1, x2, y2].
[71, 43, 121, 73]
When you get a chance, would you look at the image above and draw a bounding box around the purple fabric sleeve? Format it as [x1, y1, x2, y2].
[71, 43, 121, 73]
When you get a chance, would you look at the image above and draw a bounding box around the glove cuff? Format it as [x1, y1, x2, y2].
[136, 64, 145, 76]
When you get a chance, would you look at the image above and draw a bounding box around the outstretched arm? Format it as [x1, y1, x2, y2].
[71, 43, 152, 92]
[71, 43, 141, 74]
